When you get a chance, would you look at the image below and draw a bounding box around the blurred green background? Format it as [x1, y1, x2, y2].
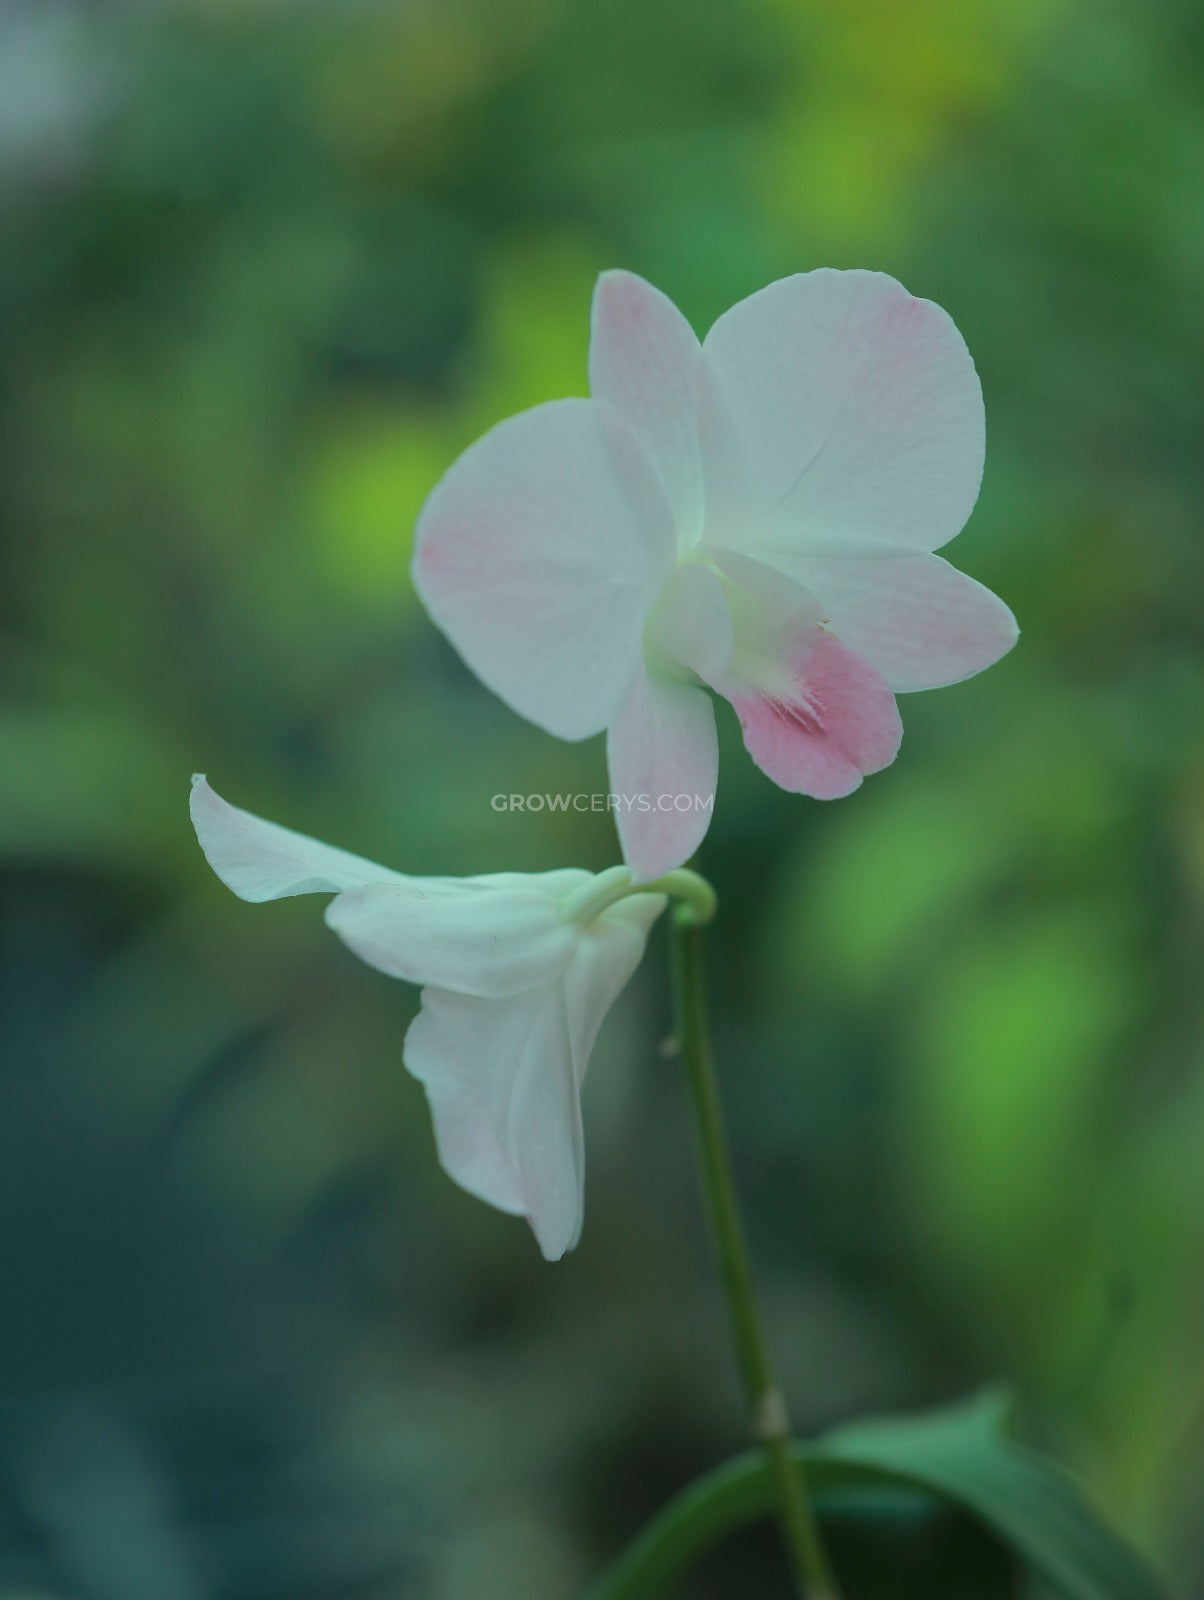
[1, 0, 1202, 1595]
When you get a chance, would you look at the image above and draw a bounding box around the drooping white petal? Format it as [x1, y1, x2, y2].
[412, 397, 676, 740]
[606, 668, 717, 881]
[190, 775, 403, 901]
[193, 776, 592, 998]
[324, 879, 584, 1000]
[764, 548, 1019, 692]
[590, 270, 704, 547]
[700, 269, 985, 557]
[401, 887, 664, 1261]
[404, 981, 584, 1260]
[563, 893, 666, 1077]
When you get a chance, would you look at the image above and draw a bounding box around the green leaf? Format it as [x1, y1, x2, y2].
[588, 1391, 1167, 1600]
[819, 1391, 1163, 1600]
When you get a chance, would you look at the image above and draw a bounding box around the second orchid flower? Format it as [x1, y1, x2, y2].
[190, 776, 678, 1260]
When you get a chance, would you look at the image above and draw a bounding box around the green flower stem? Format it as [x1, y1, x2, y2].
[644, 867, 718, 927]
[563, 866, 717, 929]
[667, 904, 842, 1600]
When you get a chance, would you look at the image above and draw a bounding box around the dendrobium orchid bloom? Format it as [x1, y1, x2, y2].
[413, 268, 1018, 881]
[190, 776, 668, 1259]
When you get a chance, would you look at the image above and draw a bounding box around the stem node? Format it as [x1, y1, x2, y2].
[754, 1385, 792, 1444]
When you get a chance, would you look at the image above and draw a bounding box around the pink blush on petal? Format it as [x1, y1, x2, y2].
[724, 630, 903, 800]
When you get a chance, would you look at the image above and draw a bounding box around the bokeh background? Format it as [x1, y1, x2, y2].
[2, 0, 1202, 1595]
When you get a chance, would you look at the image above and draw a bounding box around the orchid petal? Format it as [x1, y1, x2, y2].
[412, 398, 675, 740]
[190, 775, 403, 900]
[405, 981, 583, 1259]
[325, 880, 584, 999]
[701, 269, 984, 557]
[590, 270, 704, 546]
[193, 777, 590, 997]
[404, 890, 663, 1260]
[773, 549, 1020, 691]
[607, 668, 718, 881]
[564, 894, 666, 1076]
[686, 555, 903, 800]
[724, 629, 903, 799]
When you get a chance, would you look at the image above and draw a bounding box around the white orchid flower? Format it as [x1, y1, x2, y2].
[413, 268, 1018, 881]
[190, 776, 672, 1260]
